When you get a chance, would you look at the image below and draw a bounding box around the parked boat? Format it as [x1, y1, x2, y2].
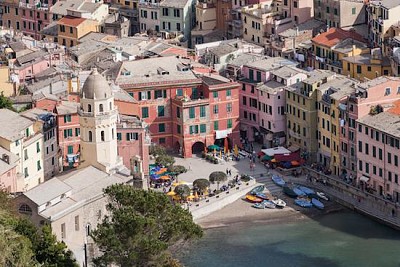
[252, 203, 265, 209]
[256, 192, 270, 200]
[283, 185, 299, 198]
[311, 198, 325, 210]
[293, 186, 306, 197]
[317, 192, 329, 201]
[246, 194, 263, 203]
[249, 185, 265, 195]
[271, 175, 286, 187]
[294, 198, 313, 208]
[297, 186, 315, 196]
[271, 199, 286, 208]
[262, 200, 276, 209]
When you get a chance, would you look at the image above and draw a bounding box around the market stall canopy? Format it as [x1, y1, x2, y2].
[274, 151, 302, 162]
[360, 176, 370, 182]
[208, 144, 221, 150]
[262, 155, 273, 161]
[261, 147, 291, 157]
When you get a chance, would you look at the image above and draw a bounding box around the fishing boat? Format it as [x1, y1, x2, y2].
[271, 175, 286, 187]
[297, 186, 315, 196]
[249, 185, 265, 195]
[252, 202, 265, 209]
[271, 199, 286, 208]
[262, 200, 276, 209]
[311, 198, 325, 210]
[293, 186, 306, 197]
[246, 194, 263, 203]
[294, 198, 313, 208]
[255, 192, 270, 200]
[283, 185, 299, 198]
[317, 192, 329, 201]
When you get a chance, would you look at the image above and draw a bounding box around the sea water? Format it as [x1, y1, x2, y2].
[179, 212, 400, 267]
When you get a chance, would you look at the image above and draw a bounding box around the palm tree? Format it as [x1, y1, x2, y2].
[209, 171, 227, 191]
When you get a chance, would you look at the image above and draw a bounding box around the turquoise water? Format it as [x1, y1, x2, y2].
[179, 212, 400, 267]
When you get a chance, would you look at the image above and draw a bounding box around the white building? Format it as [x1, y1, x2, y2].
[0, 109, 45, 191]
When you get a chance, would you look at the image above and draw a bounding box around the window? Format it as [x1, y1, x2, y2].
[173, 8, 180, 17]
[352, 7, 356, 15]
[159, 138, 166, 144]
[176, 88, 183, 96]
[227, 119, 232, 128]
[334, 8, 338, 15]
[367, 66, 371, 72]
[75, 216, 79, 231]
[158, 106, 165, 117]
[177, 107, 181, 118]
[37, 160, 41, 171]
[189, 107, 195, 118]
[117, 133, 122, 140]
[142, 107, 149, 118]
[326, 6, 330, 13]
[126, 133, 138, 141]
[36, 142, 40, 153]
[24, 149, 28, 160]
[200, 124, 206, 133]
[159, 123, 165, 132]
[88, 104, 92, 112]
[200, 106, 206, 117]
[294, 1, 298, 8]
[18, 204, 32, 215]
[385, 87, 391, 95]
[176, 23, 181, 31]
[227, 103, 232, 113]
[64, 115, 71, 123]
[379, 148, 382, 160]
[177, 125, 181, 134]
[189, 125, 199, 134]
[356, 65, 361, 74]
[60, 25, 65, 32]
[101, 131, 105, 141]
[68, 145, 73, 154]
[226, 89, 231, 97]
[75, 128, 80, 136]
[61, 223, 66, 239]
[213, 105, 219, 114]
[214, 121, 219, 130]
[249, 69, 254, 80]
[88, 131, 93, 142]
[242, 96, 247, 105]
[162, 8, 169, 16]
[64, 129, 73, 138]
[69, 26, 73, 34]
[395, 155, 399, 167]
[24, 167, 29, 178]
[256, 71, 261, 82]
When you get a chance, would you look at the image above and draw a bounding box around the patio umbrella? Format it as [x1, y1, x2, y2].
[160, 176, 170, 180]
[291, 160, 300, 166]
[234, 145, 239, 156]
[208, 144, 220, 150]
[262, 155, 273, 161]
[166, 191, 176, 196]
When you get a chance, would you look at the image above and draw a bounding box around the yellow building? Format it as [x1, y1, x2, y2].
[342, 50, 392, 81]
[285, 70, 336, 162]
[316, 76, 356, 176]
[57, 16, 99, 48]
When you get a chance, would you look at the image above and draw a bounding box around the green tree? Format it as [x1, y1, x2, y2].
[193, 179, 210, 195]
[155, 154, 175, 167]
[150, 145, 166, 156]
[174, 184, 191, 200]
[0, 92, 14, 111]
[91, 184, 203, 267]
[167, 165, 187, 181]
[209, 171, 227, 190]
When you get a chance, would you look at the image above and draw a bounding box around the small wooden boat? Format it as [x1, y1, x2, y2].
[283, 185, 298, 198]
[271, 175, 286, 187]
[255, 192, 270, 200]
[297, 186, 315, 196]
[271, 199, 286, 208]
[246, 194, 263, 203]
[249, 185, 265, 195]
[262, 200, 276, 209]
[293, 186, 306, 197]
[311, 198, 325, 210]
[317, 192, 329, 201]
[252, 203, 265, 209]
[295, 198, 313, 208]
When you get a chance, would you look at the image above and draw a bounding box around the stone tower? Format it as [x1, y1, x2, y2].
[78, 68, 122, 173]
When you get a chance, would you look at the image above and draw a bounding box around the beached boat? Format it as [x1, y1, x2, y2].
[246, 194, 263, 203]
[294, 198, 313, 208]
[283, 185, 298, 198]
[311, 198, 325, 210]
[271, 175, 286, 187]
[297, 186, 315, 196]
[252, 203, 265, 209]
[255, 192, 270, 200]
[271, 199, 286, 208]
[250, 185, 265, 195]
[293, 186, 306, 197]
[262, 200, 276, 209]
[317, 192, 329, 201]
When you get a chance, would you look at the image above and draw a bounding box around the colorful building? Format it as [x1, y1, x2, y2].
[314, 0, 366, 28]
[57, 16, 99, 47]
[0, 146, 19, 193]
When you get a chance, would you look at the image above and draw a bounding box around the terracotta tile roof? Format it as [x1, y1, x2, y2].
[58, 16, 86, 27]
[312, 27, 366, 48]
[388, 100, 400, 115]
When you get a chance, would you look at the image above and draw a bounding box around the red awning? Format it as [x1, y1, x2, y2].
[274, 151, 301, 162]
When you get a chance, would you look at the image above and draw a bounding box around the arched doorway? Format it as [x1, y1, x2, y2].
[192, 141, 205, 155]
[174, 141, 181, 154]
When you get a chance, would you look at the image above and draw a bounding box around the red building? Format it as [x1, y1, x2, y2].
[115, 57, 240, 157]
[20, 0, 53, 40]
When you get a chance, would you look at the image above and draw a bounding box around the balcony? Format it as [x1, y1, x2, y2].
[77, 108, 118, 117]
[197, 2, 215, 9]
[138, 2, 159, 8]
[174, 96, 209, 107]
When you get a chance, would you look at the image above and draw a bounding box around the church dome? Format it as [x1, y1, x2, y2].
[81, 68, 112, 99]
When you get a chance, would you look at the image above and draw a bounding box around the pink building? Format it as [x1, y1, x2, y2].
[117, 115, 150, 176]
[356, 107, 400, 201]
[257, 66, 307, 147]
[339, 77, 400, 180]
[239, 57, 297, 143]
[20, 0, 53, 40]
[0, 147, 20, 193]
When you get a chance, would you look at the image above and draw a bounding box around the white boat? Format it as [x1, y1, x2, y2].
[271, 199, 286, 208]
[317, 192, 329, 201]
[262, 200, 276, 209]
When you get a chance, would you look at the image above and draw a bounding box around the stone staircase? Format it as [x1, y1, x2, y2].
[250, 172, 283, 195]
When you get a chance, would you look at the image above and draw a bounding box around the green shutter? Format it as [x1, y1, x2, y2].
[200, 124, 206, 133]
[64, 130, 67, 138]
[214, 121, 219, 130]
[213, 91, 218, 98]
[228, 119, 232, 128]
[189, 107, 195, 118]
[68, 145, 73, 154]
[227, 89, 231, 97]
[147, 91, 151, 99]
[200, 106, 205, 117]
[117, 133, 122, 140]
[64, 115, 67, 123]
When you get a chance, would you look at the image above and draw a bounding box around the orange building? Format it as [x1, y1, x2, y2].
[57, 16, 99, 47]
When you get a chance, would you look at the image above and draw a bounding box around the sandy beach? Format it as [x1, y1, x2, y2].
[196, 195, 344, 229]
